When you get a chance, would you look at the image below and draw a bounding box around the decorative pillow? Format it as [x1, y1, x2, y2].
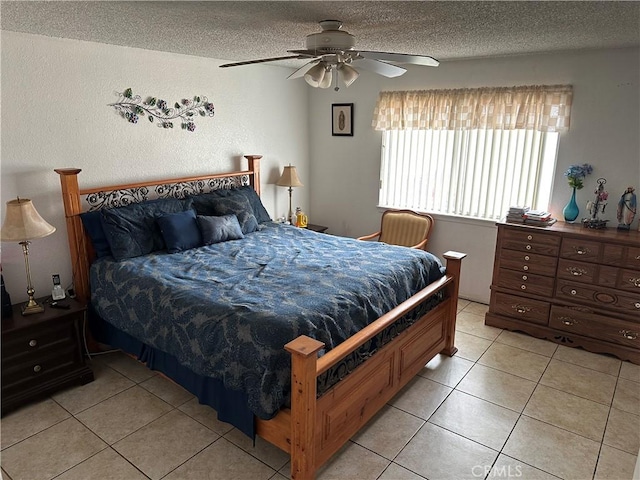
[157, 209, 202, 253]
[229, 186, 271, 224]
[192, 194, 258, 234]
[197, 214, 245, 245]
[101, 197, 194, 260]
[191, 187, 271, 224]
[80, 210, 112, 258]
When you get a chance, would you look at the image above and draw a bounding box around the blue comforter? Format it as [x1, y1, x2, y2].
[90, 222, 445, 419]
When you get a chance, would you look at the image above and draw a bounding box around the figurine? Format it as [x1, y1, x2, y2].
[617, 186, 637, 231]
[583, 178, 609, 229]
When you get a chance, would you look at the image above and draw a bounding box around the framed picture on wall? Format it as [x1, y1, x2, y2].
[332, 103, 354, 136]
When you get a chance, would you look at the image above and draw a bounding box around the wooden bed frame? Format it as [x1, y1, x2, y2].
[55, 155, 466, 480]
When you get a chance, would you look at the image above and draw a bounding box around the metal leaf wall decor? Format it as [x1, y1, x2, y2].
[108, 88, 215, 131]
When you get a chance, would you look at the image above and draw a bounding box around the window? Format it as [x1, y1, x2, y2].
[379, 128, 559, 220]
[373, 86, 572, 221]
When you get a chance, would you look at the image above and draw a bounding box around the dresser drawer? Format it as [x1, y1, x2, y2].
[1, 344, 79, 388]
[550, 305, 640, 349]
[617, 269, 640, 293]
[491, 292, 550, 325]
[625, 246, 640, 270]
[560, 237, 602, 262]
[2, 316, 79, 362]
[501, 228, 560, 256]
[557, 258, 598, 284]
[499, 249, 558, 276]
[555, 279, 640, 316]
[496, 268, 555, 297]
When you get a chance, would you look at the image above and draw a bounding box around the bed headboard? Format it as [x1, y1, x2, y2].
[55, 155, 262, 304]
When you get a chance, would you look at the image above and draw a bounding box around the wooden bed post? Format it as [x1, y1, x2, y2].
[244, 155, 262, 195]
[54, 168, 91, 304]
[284, 335, 325, 480]
[441, 251, 466, 356]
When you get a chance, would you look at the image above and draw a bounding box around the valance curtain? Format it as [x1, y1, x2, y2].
[372, 85, 573, 132]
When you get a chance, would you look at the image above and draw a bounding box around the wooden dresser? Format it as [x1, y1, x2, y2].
[1, 297, 94, 415]
[485, 222, 640, 364]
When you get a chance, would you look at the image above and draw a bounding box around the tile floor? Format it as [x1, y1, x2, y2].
[1, 300, 639, 480]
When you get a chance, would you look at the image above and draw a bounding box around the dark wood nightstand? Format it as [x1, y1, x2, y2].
[1, 297, 94, 415]
[305, 223, 328, 233]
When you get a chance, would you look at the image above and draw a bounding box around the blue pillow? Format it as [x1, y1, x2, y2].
[192, 194, 258, 234]
[101, 197, 194, 260]
[197, 215, 245, 245]
[80, 210, 112, 258]
[157, 209, 202, 253]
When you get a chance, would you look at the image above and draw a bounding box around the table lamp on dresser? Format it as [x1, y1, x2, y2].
[0, 198, 56, 315]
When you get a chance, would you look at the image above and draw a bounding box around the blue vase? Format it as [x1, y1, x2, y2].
[563, 188, 579, 223]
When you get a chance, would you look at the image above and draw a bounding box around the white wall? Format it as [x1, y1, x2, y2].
[1, 31, 309, 302]
[308, 48, 640, 303]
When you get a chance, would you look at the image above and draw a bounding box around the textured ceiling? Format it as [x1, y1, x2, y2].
[2, 1, 639, 67]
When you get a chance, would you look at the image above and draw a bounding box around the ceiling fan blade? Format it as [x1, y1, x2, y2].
[353, 58, 407, 78]
[219, 55, 311, 68]
[358, 51, 440, 67]
[287, 60, 320, 79]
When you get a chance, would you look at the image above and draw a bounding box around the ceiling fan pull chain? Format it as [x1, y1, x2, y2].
[334, 67, 340, 91]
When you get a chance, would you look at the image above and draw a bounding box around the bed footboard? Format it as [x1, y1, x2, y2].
[257, 251, 465, 480]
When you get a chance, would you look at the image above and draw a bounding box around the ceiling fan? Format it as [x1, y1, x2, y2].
[219, 20, 439, 90]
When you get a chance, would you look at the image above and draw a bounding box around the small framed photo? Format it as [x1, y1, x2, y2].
[332, 103, 353, 136]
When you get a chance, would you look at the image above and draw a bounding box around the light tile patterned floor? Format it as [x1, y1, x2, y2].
[1, 301, 638, 480]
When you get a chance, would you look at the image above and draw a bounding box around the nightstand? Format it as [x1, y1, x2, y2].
[306, 223, 328, 233]
[1, 297, 94, 415]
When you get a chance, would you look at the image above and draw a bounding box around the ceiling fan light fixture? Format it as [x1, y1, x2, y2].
[304, 62, 326, 87]
[318, 66, 333, 89]
[338, 63, 359, 87]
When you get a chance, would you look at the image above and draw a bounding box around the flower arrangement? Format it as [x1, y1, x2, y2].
[564, 163, 593, 189]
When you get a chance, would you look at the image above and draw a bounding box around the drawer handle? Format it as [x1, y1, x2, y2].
[558, 316, 577, 326]
[628, 277, 640, 288]
[522, 275, 528, 281]
[635, 303, 640, 309]
[570, 289, 578, 296]
[526, 245, 532, 251]
[512, 304, 531, 314]
[524, 255, 530, 261]
[33, 365, 42, 373]
[28, 339, 38, 347]
[567, 267, 587, 277]
[521, 285, 527, 290]
[523, 265, 529, 271]
[573, 246, 590, 255]
[620, 330, 638, 340]
[527, 235, 533, 241]
[636, 255, 640, 260]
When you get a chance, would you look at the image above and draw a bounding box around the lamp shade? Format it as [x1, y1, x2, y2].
[276, 166, 304, 188]
[304, 63, 327, 88]
[1, 198, 56, 242]
[339, 63, 359, 87]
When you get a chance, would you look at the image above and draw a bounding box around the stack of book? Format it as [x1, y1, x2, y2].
[523, 210, 557, 226]
[506, 206, 529, 223]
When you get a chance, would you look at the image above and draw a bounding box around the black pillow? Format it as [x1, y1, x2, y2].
[192, 194, 258, 234]
[101, 197, 194, 260]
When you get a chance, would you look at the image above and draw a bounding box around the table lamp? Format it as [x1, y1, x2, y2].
[1, 198, 56, 315]
[276, 165, 304, 224]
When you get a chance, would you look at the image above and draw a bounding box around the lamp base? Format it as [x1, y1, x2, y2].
[22, 299, 44, 315]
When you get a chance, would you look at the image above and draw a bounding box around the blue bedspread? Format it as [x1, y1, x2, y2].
[90, 222, 445, 419]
